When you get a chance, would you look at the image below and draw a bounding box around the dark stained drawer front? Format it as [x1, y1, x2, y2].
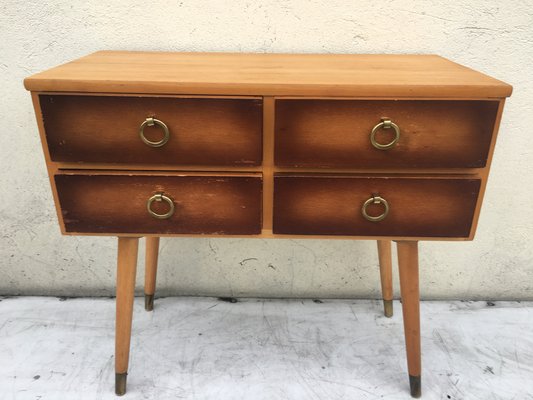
[40, 95, 263, 165]
[55, 174, 262, 234]
[275, 100, 499, 168]
[273, 175, 481, 238]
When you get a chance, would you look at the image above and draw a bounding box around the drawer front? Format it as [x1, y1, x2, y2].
[275, 100, 499, 168]
[41, 95, 263, 165]
[273, 175, 481, 237]
[55, 174, 262, 234]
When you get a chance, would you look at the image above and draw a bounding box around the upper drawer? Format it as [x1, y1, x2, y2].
[275, 100, 499, 169]
[40, 95, 263, 166]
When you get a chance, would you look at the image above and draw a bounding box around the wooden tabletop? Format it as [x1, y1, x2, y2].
[24, 51, 512, 98]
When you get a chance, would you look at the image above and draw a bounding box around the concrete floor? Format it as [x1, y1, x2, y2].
[0, 297, 532, 400]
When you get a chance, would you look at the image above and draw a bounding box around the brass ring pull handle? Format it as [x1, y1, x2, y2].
[362, 195, 389, 222]
[139, 117, 170, 147]
[147, 193, 175, 219]
[370, 118, 400, 150]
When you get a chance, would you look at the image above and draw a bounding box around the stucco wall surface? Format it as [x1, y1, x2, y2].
[1, 1, 532, 299]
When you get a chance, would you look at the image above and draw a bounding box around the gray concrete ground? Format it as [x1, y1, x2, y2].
[0, 297, 531, 399]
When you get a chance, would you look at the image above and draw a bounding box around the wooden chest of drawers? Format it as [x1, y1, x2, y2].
[25, 51, 512, 397]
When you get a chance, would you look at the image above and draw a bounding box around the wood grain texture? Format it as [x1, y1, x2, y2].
[25, 53, 510, 242]
[115, 237, 139, 376]
[55, 174, 262, 234]
[24, 51, 512, 98]
[262, 97, 275, 232]
[467, 99, 506, 239]
[30, 93, 67, 231]
[144, 237, 159, 296]
[275, 99, 499, 168]
[273, 175, 481, 238]
[397, 241, 421, 396]
[40, 95, 263, 165]
[377, 240, 393, 309]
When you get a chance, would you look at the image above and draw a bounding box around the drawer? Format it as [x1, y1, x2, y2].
[275, 100, 499, 168]
[40, 95, 263, 165]
[55, 173, 262, 234]
[273, 175, 481, 237]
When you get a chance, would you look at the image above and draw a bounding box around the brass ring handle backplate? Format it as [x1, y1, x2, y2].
[370, 118, 400, 150]
[362, 195, 389, 222]
[147, 193, 175, 219]
[139, 117, 170, 147]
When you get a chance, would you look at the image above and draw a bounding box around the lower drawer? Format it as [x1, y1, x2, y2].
[55, 173, 262, 234]
[273, 175, 481, 238]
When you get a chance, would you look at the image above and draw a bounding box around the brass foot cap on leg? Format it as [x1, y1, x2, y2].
[383, 299, 393, 318]
[145, 294, 154, 311]
[115, 372, 128, 396]
[409, 375, 421, 398]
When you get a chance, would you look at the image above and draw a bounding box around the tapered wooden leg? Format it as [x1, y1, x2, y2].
[115, 237, 139, 396]
[144, 237, 160, 311]
[397, 241, 421, 398]
[377, 240, 393, 317]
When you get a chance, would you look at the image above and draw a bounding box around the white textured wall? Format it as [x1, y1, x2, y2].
[1, 1, 532, 299]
